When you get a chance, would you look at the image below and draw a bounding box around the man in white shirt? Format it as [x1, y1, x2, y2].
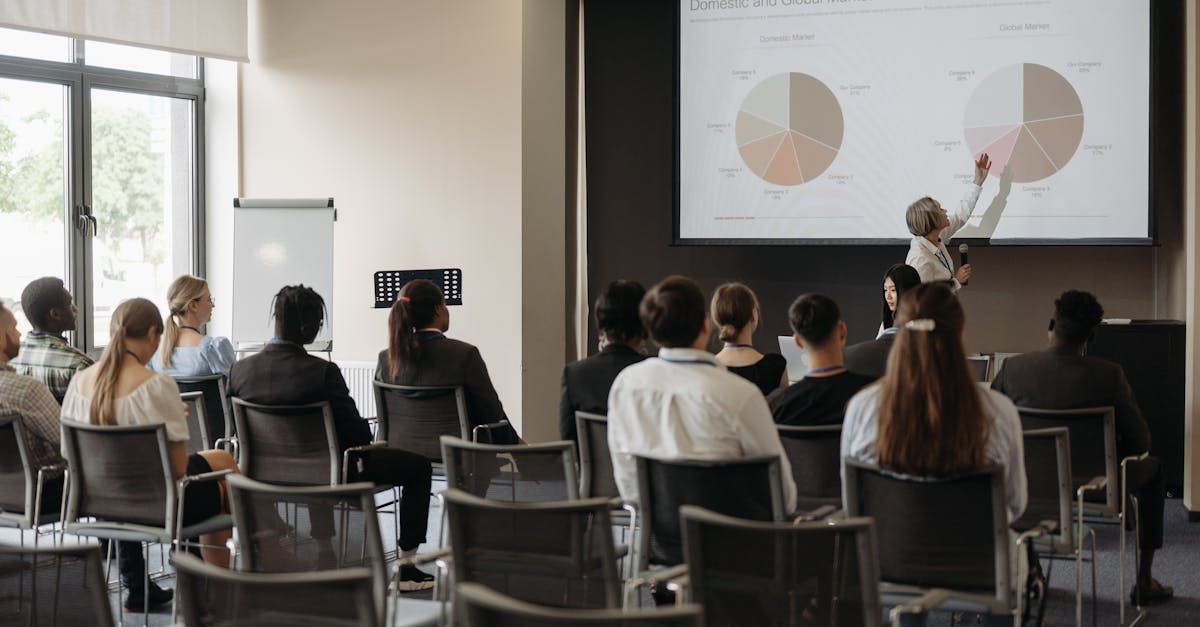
[607, 275, 797, 515]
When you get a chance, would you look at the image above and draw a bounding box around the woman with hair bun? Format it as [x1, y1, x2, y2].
[711, 282, 786, 395]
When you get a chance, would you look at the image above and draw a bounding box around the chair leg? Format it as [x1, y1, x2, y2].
[1089, 528, 1098, 627]
[141, 542, 150, 627]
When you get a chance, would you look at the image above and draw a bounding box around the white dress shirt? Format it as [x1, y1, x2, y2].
[841, 382, 1027, 522]
[906, 183, 982, 290]
[606, 347, 797, 514]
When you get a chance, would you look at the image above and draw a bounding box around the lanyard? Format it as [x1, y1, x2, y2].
[807, 365, 845, 375]
[934, 248, 953, 274]
[660, 357, 718, 367]
[722, 343, 754, 350]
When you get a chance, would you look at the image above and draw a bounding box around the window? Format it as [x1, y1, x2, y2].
[0, 35, 204, 350]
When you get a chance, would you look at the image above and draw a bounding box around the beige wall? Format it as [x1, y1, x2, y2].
[236, 0, 533, 432]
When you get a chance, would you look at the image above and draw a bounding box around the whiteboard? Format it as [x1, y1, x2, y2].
[232, 198, 335, 350]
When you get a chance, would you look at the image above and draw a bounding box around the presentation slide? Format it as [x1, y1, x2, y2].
[678, 0, 1151, 242]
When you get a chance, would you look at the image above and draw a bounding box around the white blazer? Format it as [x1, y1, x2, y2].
[906, 183, 982, 290]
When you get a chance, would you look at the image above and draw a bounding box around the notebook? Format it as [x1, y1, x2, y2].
[777, 336, 809, 383]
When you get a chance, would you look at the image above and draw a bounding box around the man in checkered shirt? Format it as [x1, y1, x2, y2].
[9, 277, 92, 403]
[0, 301, 66, 497]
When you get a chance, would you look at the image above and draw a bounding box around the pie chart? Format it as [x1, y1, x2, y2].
[735, 72, 843, 186]
[963, 63, 1084, 183]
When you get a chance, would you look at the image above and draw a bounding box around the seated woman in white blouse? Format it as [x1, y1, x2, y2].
[904, 154, 992, 290]
[151, 275, 235, 377]
[62, 298, 238, 567]
[842, 282, 1026, 522]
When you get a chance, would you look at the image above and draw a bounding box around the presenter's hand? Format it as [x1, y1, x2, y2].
[973, 153, 992, 185]
[955, 264, 972, 285]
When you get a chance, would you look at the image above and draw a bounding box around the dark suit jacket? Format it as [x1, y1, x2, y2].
[226, 341, 372, 451]
[375, 331, 519, 444]
[991, 346, 1151, 456]
[558, 344, 646, 441]
[843, 332, 896, 380]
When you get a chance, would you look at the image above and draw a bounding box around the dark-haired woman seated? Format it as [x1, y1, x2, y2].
[558, 280, 647, 441]
[377, 279, 520, 445]
[226, 285, 435, 591]
[711, 282, 787, 395]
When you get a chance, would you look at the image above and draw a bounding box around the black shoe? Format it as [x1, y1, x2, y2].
[395, 564, 435, 592]
[1131, 579, 1174, 605]
[124, 581, 173, 612]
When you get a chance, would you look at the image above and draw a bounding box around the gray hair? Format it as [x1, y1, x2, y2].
[905, 197, 940, 236]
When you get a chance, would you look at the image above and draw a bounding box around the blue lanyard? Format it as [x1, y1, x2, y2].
[934, 249, 953, 273]
[660, 357, 718, 367]
[722, 343, 754, 350]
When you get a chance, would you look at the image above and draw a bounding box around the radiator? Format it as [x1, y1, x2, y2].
[338, 361, 378, 419]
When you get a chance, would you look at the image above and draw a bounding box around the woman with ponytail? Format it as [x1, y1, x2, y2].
[377, 279, 520, 445]
[60, 298, 238, 570]
[152, 274, 235, 377]
[840, 282, 1026, 522]
[710, 282, 787, 395]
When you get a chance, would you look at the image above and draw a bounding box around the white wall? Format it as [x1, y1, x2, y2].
[230, 0, 534, 434]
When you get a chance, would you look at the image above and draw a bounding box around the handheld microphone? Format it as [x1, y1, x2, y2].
[958, 243, 969, 285]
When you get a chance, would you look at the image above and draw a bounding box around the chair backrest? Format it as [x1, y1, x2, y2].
[1016, 406, 1118, 514]
[842, 459, 1009, 606]
[0, 544, 114, 627]
[1016, 427, 1073, 551]
[174, 551, 377, 627]
[576, 411, 620, 499]
[776, 424, 842, 511]
[225, 473, 387, 618]
[373, 381, 469, 461]
[967, 356, 991, 382]
[635, 455, 785, 568]
[682, 505, 882, 627]
[0, 414, 33, 518]
[443, 488, 621, 609]
[60, 421, 175, 529]
[180, 391, 209, 454]
[455, 582, 703, 627]
[441, 436, 579, 502]
[174, 374, 232, 446]
[231, 398, 340, 486]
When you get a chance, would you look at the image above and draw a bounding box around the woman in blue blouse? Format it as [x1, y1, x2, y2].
[152, 275, 235, 376]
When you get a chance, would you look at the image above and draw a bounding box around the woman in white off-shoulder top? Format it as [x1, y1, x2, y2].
[61, 298, 239, 567]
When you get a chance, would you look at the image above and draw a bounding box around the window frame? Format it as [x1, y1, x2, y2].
[0, 36, 205, 352]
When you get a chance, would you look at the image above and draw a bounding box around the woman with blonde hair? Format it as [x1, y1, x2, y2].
[61, 298, 238, 569]
[151, 274, 234, 377]
[905, 154, 992, 290]
[841, 282, 1025, 521]
[711, 282, 786, 395]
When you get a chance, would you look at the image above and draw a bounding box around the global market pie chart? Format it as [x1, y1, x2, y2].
[735, 72, 843, 186]
[963, 63, 1084, 183]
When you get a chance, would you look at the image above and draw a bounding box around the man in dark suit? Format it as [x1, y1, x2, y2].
[992, 290, 1172, 604]
[559, 280, 647, 442]
[227, 285, 435, 591]
[843, 327, 895, 380]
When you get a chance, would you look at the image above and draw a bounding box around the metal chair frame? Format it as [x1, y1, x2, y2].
[60, 421, 233, 625]
[679, 505, 884, 627]
[0, 414, 65, 548]
[455, 581, 704, 626]
[1017, 406, 1146, 626]
[440, 435, 580, 500]
[842, 459, 1044, 624]
[776, 423, 843, 514]
[173, 551, 379, 627]
[0, 543, 115, 627]
[575, 411, 637, 577]
[225, 473, 390, 622]
[174, 374, 235, 454]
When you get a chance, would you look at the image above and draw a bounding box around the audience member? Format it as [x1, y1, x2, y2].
[10, 277, 92, 402]
[991, 290, 1173, 603]
[151, 275, 235, 377]
[60, 298, 238, 609]
[767, 294, 873, 426]
[227, 285, 435, 591]
[710, 282, 786, 395]
[847, 264, 921, 378]
[0, 301, 66, 503]
[559, 280, 647, 441]
[842, 282, 1026, 523]
[377, 279, 520, 444]
[607, 275, 797, 513]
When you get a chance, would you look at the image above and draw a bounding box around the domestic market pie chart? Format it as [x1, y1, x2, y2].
[963, 63, 1084, 183]
[735, 72, 843, 186]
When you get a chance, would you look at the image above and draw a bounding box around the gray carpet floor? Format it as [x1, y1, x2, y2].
[13, 485, 1198, 625]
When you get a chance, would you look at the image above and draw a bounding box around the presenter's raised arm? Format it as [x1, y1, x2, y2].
[946, 153, 991, 237]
